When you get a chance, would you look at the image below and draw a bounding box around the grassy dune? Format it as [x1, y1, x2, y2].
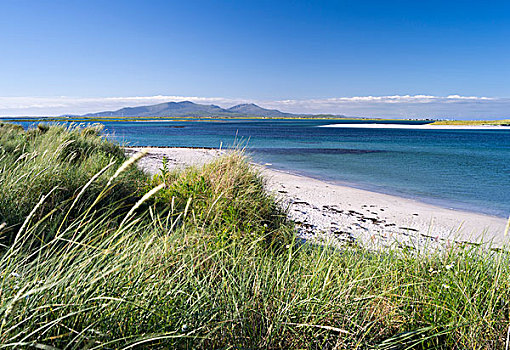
[0, 124, 509, 349]
[0, 123, 145, 246]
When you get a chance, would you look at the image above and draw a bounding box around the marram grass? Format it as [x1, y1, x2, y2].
[0, 124, 509, 349]
[0, 123, 146, 245]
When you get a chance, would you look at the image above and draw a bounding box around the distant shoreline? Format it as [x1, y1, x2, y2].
[4, 115, 509, 128]
[2, 116, 431, 123]
[320, 123, 510, 130]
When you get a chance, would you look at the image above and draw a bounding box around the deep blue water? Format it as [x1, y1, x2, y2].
[14, 118, 510, 217]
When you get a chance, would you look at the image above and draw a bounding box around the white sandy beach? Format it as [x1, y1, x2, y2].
[125, 147, 509, 250]
[320, 123, 510, 130]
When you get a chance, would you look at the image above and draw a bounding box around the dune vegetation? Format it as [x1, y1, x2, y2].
[431, 119, 510, 126]
[0, 123, 509, 349]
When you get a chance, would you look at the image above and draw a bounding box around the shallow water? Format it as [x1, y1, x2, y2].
[14, 118, 510, 217]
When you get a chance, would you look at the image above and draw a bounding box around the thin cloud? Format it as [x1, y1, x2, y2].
[273, 95, 494, 104]
[0, 95, 249, 116]
[264, 95, 507, 118]
[0, 95, 508, 119]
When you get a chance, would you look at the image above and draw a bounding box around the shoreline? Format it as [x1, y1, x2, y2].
[320, 123, 510, 130]
[125, 146, 509, 250]
[251, 163, 508, 219]
[127, 145, 507, 219]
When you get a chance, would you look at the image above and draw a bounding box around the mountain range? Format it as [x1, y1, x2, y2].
[81, 101, 301, 119]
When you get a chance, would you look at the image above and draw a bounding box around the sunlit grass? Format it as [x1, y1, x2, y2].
[0, 123, 509, 349]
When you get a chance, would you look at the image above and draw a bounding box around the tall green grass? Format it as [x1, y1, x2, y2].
[149, 151, 290, 248]
[0, 124, 509, 349]
[0, 123, 145, 245]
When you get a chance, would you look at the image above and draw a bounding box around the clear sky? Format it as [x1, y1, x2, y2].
[1, 0, 509, 118]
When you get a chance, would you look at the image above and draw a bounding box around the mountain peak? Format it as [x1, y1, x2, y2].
[236, 103, 259, 107]
[227, 103, 291, 117]
[81, 100, 293, 118]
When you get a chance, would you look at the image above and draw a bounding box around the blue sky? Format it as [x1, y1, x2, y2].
[1, 0, 509, 118]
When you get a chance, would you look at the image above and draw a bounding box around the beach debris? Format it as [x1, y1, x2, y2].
[365, 217, 382, 224]
[399, 227, 419, 232]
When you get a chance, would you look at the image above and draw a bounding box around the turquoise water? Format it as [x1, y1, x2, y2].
[15, 118, 510, 217]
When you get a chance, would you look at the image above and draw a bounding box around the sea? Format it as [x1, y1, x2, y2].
[12, 118, 510, 218]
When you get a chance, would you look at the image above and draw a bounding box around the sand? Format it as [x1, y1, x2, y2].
[125, 147, 509, 250]
[320, 123, 510, 130]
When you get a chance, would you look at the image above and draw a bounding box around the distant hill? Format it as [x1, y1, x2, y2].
[226, 103, 294, 117]
[81, 101, 299, 119]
